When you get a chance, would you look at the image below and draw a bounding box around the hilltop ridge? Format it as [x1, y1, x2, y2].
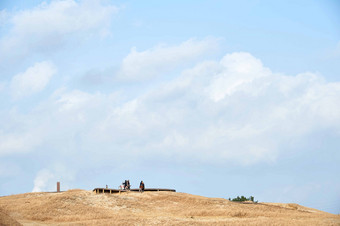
[0, 189, 339, 225]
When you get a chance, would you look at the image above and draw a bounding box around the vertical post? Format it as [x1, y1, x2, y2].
[57, 182, 60, 192]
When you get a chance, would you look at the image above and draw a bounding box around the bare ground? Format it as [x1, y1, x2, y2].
[0, 189, 339, 225]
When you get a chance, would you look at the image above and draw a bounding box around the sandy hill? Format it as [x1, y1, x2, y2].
[0, 189, 339, 225]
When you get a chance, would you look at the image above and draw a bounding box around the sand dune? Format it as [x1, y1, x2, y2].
[0, 189, 339, 225]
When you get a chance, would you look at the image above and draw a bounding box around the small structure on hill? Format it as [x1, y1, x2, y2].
[93, 188, 176, 194]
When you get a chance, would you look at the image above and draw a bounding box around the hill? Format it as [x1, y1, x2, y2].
[0, 189, 339, 225]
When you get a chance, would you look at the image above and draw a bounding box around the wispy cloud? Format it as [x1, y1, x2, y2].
[116, 38, 220, 81]
[10, 61, 56, 99]
[0, 0, 119, 63]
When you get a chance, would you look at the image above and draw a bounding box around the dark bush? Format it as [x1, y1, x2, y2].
[228, 195, 258, 203]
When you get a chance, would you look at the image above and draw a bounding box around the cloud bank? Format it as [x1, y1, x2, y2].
[1, 49, 339, 167]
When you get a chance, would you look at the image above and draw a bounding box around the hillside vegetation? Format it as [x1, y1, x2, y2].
[0, 189, 339, 225]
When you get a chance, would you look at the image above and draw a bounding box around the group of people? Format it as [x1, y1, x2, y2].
[122, 180, 131, 190]
[120, 180, 145, 192]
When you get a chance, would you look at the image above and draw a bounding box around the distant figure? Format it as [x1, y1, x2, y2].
[127, 180, 131, 190]
[124, 180, 130, 190]
[106, 185, 108, 189]
[119, 181, 125, 190]
[139, 181, 145, 192]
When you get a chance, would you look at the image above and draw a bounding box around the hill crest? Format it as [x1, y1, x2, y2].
[0, 189, 339, 225]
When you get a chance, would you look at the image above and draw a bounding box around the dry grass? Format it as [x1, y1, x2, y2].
[0, 189, 339, 225]
[0, 207, 22, 225]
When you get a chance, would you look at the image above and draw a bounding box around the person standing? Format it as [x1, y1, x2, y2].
[139, 180, 145, 192]
[127, 180, 131, 190]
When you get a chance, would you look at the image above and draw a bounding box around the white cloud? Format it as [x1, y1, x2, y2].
[32, 169, 54, 192]
[206, 52, 272, 101]
[0, 0, 118, 60]
[0, 131, 43, 156]
[11, 0, 117, 36]
[117, 38, 219, 81]
[0, 106, 44, 156]
[2, 51, 340, 166]
[32, 166, 75, 192]
[10, 61, 56, 99]
[110, 52, 340, 164]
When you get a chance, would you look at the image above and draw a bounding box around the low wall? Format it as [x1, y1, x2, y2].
[93, 188, 176, 194]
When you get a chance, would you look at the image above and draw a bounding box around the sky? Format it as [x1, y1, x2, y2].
[0, 0, 339, 214]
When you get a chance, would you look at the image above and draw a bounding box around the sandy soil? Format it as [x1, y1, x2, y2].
[0, 189, 339, 225]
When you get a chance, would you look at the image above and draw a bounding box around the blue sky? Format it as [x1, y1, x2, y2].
[0, 0, 339, 214]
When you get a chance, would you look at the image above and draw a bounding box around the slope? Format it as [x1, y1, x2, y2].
[0, 189, 339, 225]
